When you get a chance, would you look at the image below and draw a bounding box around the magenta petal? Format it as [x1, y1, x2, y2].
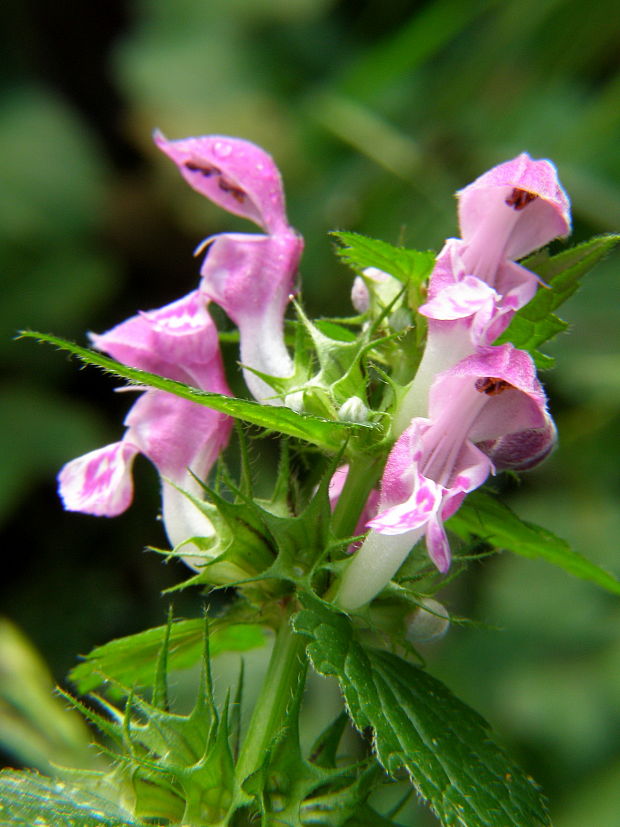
[154, 131, 289, 233]
[58, 441, 139, 517]
[380, 419, 429, 508]
[368, 473, 443, 536]
[425, 516, 451, 573]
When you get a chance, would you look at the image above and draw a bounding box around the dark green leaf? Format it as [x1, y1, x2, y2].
[294, 597, 550, 827]
[448, 490, 620, 596]
[496, 234, 620, 365]
[0, 770, 145, 826]
[19, 331, 376, 452]
[332, 231, 435, 286]
[69, 620, 266, 694]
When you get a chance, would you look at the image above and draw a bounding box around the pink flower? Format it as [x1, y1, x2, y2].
[394, 153, 570, 432]
[338, 344, 555, 610]
[156, 132, 303, 404]
[58, 291, 232, 553]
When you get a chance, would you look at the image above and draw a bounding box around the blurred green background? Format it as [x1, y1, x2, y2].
[1, 0, 619, 823]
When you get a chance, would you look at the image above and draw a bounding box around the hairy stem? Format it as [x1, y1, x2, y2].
[234, 604, 307, 795]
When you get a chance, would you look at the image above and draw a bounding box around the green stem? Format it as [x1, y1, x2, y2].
[331, 454, 385, 539]
[234, 605, 307, 793]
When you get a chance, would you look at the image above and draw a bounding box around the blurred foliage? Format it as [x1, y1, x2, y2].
[1, 0, 619, 824]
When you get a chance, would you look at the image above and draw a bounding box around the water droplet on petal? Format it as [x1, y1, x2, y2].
[213, 140, 232, 158]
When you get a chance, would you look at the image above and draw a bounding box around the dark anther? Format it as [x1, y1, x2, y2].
[475, 377, 514, 396]
[218, 178, 247, 203]
[505, 188, 537, 210]
[183, 161, 221, 177]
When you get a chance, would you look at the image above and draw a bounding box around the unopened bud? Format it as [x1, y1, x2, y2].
[405, 598, 450, 644]
[338, 396, 369, 423]
[351, 276, 370, 313]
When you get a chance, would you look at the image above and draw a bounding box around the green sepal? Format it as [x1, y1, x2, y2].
[0, 770, 149, 827]
[496, 234, 620, 367]
[59, 619, 240, 825]
[448, 489, 620, 596]
[19, 331, 376, 452]
[159, 482, 279, 592]
[292, 301, 370, 409]
[294, 594, 551, 827]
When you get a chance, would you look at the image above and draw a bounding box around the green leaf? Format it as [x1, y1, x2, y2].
[0, 770, 146, 826]
[496, 234, 620, 366]
[448, 490, 620, 596]
[19, 331, 376, 452]
[69, 619, 266, 694]
[332, 231, 435, 286]
[294, 597, 550, 827]
[0, 620, 95, 773]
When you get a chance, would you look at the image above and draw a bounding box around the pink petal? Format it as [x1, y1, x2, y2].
[368, 473, 443, 536]
[380, 419, 429, 508]
[420, 276, 499, 321]
[431, 344, 549, 442]
[458, 152, 571, 261]
[154, 131, 290, 234]
[58, 441, 139, 517]
[91, 291, 223, 387]
[199, 232, 302, 326]
[124, 390, 232, 484]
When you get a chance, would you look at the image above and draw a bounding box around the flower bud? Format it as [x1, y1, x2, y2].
[338, 396, 370, 423]
[405, 598, 450, 644]
[351, 276, 370, 313]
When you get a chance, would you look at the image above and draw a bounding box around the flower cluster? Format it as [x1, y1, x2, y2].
[58, 133, 302, 558]
[337, 154, 570, 610]
[57, 136, 570, 610]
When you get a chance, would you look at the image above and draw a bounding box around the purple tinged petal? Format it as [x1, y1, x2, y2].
[58, 441, 139, 517]
[476, 412, 557, 471]
[154, 131, 290, 234]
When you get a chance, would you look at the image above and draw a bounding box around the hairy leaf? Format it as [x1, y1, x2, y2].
[448, 490, 620, 595]
[294, 597, 550, 827]
[19, 331, 376, 452]
[0, 770, 145, 826]
[332, 231, 435, 286]
[69, 619, 266, 693]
